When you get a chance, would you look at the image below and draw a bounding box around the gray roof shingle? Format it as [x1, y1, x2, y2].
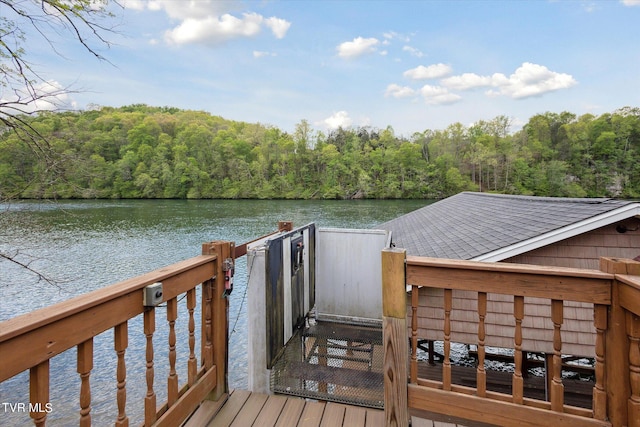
[377, 192, 637, 259]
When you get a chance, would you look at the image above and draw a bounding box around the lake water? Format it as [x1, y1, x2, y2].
[0, 199, 428, 426]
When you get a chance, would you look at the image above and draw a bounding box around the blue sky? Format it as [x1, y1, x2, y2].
[15, 0, 640, 136]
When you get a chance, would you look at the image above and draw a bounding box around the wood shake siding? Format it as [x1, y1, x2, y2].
[408, 218, 639, 357]
[504, 219, 640, 270]
[409, 289, 595, 356]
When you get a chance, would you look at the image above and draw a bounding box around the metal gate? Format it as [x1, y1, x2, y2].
[265, 223, 316, 369]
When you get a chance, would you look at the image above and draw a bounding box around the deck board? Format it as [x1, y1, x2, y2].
[365, 409, 385, 427]
[343, 405, 366, 426]
[253, 394, 288, 426]
[320, 402, 346, 426]
[298, 400, 326, 427]
[183, 395, 227, 427]
[274, 397, 306, 427]
[198, 389, 470, 427]
[207, 389, 251, 427]
[229, 392, 268, 427]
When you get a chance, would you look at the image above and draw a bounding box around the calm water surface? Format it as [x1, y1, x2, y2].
[0, 199, 427, 426]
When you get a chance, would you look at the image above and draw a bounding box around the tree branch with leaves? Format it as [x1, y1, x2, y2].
[1, 0, 121, 159]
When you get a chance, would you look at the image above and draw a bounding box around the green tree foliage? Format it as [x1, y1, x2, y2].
[1, 105, 639, 200]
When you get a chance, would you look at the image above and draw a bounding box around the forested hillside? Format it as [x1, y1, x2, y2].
[1, 105, 639, 199]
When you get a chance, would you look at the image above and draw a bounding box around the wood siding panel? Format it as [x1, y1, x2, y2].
[410, 289, 597, 356]
[505, 221, 640, 270]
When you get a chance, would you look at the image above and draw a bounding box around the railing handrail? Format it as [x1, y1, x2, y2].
[0, 253, 219, 384]
[407, 255, 615, 279]
[406, 255, 614, 304]
[389, 253, 640, 427]
[0, 254, 216, 344]
[617, 274, 640, 317]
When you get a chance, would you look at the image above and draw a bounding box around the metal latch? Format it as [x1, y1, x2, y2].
[223, 258, 234, 298]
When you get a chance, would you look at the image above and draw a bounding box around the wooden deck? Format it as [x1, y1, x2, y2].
[184, 389, 471, 427]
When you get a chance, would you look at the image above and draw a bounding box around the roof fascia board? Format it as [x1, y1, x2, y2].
[472, 203, 640, 262]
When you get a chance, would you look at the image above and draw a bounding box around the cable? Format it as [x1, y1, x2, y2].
[230, 255, 256, 337]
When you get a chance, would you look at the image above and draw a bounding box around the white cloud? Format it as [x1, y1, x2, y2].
[441, 72, 496, 90]
[337, 37, 379, 58]
[139, 0, 290, 46]
[385, 84, 416, 99]
[264, 17, 292, 39]
[402, 46, 424, 58]
[419, 85, 462, 105]
[322, 111, 353, 129]
[122, 0, 146, 11]
[622, 0, 640, 6]
[147, 0, 238, 20]
[495, 62, 577, 98]
[382, 31, 410, 43]
[441, 63, 576, 99]
[404, 64, 452, 80]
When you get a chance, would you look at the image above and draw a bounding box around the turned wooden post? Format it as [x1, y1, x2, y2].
[443, 288, 453, 391]
[593, 304, 607, 420]
[600, 257, 633, 427]
[513, 295, 525, 404]
[29, 360, 49, 427]
[143, 308, 156, 426]
[166, 297, 178, 407]
[382, 248, 409, 427]
[627, 312, 640, 427]
[477, 292, 487, 398]
[550, 299, 564, 411]
[410, 285, 419, 384]
[77, 338, 93, 427]
[114, 321, 129, 427]
[187, 288, 197, 387]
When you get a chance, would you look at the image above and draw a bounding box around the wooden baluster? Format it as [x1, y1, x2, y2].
[187, 288, 197, 386]
[477, 292, 487, 397]
[144, 308, 156, 426]
[551, 299, 564, 411]
[593, 304, 607, 420]
[628, 312, 640, 427]
[167, 297, 178, 407]
[203, 279, 214, 370]
[77, 338, 93, 427]
[411, 285, 419, 384]
[114, 321, 129, 427]
[443, 288, 452, 391]
[29, 360, 49, 427]
[513, 295, 525, 404]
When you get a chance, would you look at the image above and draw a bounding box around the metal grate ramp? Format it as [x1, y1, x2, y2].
[270, 320, 384, 409]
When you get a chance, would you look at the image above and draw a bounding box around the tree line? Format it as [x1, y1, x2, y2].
[1, 104, 639, 200]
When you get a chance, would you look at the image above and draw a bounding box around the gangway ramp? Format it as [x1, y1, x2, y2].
[270, 320, 383, 408]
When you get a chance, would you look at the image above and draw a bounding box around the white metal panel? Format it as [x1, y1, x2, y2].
[303, 228, 310, 315]
[246, 247, 270, 393]
[316, 228, 389, 324]
[283, 236, 292, 344]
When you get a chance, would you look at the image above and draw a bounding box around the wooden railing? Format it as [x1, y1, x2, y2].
[382, 249, 640, 427]
[0, 240, 233, 427]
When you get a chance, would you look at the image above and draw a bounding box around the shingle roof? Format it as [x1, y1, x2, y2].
[377, 192, 639, 260]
